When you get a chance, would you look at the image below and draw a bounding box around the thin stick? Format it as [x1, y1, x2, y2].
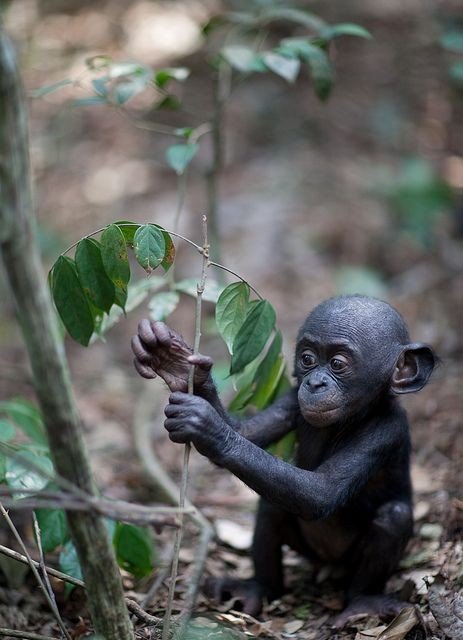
[162, 215, 210, 640]
[0, 543, 84, 587]
[58, 223, 264, 299]
[32, 512, 59, 614]
[0, 504, 72, 640]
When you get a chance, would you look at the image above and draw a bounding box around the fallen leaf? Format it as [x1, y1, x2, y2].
[376, 607, 419, 639]
[284, 619, 304, 634]
[419, 523, 443, 540]
[215, 519, 253, 550]
[355, 626, 387, 639]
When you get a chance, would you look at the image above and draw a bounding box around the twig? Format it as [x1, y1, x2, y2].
[0, 543, 84, 587]
[0, 631, 59, 640]
[58, 223, 264, 299]
[0, 494, 186, 527]
[126, 599, 162, 626]
[162, 215, 210, 640]
[208, 260, 263, 299]
[0, 504, 72, 640]
[0, 456, 190, 527]
[140, 543, 176, 611]
[32, 512, 59, 616]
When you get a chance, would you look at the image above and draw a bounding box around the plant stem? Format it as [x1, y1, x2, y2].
[162, 215, 210, 640]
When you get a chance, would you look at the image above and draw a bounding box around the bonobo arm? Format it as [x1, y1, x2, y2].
[164, 393, 405, 520]
[131, 320, 298, 447]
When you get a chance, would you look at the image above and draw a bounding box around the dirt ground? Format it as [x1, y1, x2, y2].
[1, 1, 462, 638]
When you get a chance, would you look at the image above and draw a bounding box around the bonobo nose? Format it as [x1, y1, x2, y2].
[305, 371, 328, 390]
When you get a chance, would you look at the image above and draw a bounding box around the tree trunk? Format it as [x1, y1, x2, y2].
[0, 22, 134, 640]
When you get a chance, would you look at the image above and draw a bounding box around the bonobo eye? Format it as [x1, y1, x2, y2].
[301, 351, 317, 368]
[330, 356, 349, 373]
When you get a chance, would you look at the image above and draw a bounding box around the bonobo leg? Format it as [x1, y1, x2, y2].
[206, 499, 310, 617]
[334, 500, 413, 628]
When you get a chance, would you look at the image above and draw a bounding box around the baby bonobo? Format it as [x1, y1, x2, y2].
[131, 295, 435, 626]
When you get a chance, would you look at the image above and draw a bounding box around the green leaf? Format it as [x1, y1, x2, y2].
[113, 523, 156, 578]
[322, 23, 372, 41]
[260, 7, 326, 32]
[249, 331, 285, 409]
[450, 61, 463, 84]
[153, 225, 176, 272]
[221, 45, 259, 73]
[0, 419, 16, 441]
[149, 291, 180, 321]
[94, 277, 165, 339]
[133, 225, 166, 273]
[261, 52, 300, 82]
[156, 95, 181, 110]
[154, 67, 190, 88]
[31, 79, 73, 98]
[72, 96, 108, 107]
[114, 220, 140, 247]
[51, 256, 95, 346]
[75, 239, 115, 313]
[174, 127, 194, 139]
[59, 541, 83, 595]
[100, 224, 130, 310]
[35, 509, 69, 553]
[216, 282, 250, 354]
[267, 430, 297, 461]
[441, 31, 463, 53]
[165, 143, 199, 175]
[0, 399, 46, 445]
[85, 55, 112, 70]
[176, 278, 225, 304]
[91, 77, 109, 98]
[5, 451, 54, 498]
[109, 64, 152, 105]
[231, 301, 276, 374]
[109, 62, 149, 79]
[279, 39, 334, 100]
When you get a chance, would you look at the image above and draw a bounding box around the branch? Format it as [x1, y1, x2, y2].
[0, 543, 84, 588]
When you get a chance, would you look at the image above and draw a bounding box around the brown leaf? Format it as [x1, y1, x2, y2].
[376, 607, 419, 640]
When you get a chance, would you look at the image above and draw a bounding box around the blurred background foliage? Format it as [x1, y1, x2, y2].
[1, 0, 462, 448]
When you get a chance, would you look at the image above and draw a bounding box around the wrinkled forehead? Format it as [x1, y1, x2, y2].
[298, 297, 410, 348]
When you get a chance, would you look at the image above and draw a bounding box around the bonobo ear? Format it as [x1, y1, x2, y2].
[391, 343, 435, 394]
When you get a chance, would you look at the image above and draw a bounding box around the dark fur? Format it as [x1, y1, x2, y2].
[135, 295, 436, 622]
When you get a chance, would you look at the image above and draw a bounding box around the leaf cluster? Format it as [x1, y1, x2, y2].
[0, 398, 157, 588]
[216, 8, 371, 100]
[49, 223, 175, 346]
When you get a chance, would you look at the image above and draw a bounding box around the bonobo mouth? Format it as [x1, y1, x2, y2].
[300, 405, 343, 427]
[297, 387, 344, 426]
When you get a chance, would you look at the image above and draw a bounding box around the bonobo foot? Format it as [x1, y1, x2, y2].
[204, 577, 264, 617]
[333, 594, 410, 629]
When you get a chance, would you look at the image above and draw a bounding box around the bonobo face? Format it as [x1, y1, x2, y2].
[294, 296, 410, 427]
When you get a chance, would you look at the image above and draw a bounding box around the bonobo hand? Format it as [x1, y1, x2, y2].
[131, 320, 213, 394]
[164, 392, 236, 461]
